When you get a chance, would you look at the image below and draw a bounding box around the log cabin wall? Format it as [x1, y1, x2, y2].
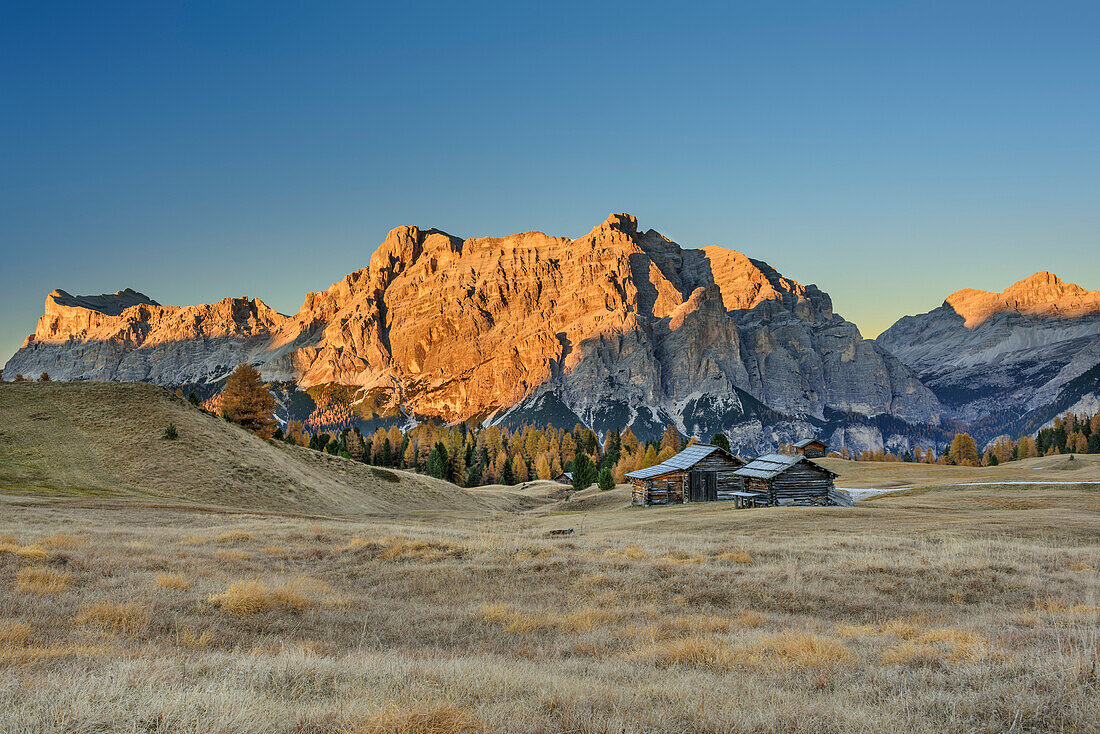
[645, 471, 686, 505]
[631, 472, 689, 505]
[685, 453, 746, 502]
[760, 464, 835, 506]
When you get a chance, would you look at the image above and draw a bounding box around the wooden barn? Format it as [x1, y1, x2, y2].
[626, 444, 746, 507]
[733, 454, 850, 506]
[792, 438, 828, 458]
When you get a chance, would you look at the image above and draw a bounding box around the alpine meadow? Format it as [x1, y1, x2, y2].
[2, 3, 1100, 733]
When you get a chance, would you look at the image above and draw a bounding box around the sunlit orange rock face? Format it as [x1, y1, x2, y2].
[5, 214, 940, 438]
[945, 272, 1100, 328]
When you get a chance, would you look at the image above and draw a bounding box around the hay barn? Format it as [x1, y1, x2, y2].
[626, 444, 746, 506]
[792, 438, 828, 458]
[733, 454, 850, 506]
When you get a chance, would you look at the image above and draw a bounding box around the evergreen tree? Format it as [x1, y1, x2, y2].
[572, 453, 596, 491]
[426, 442, 449, 480]
[597, 466, 615, 491]
[220, 364, 276, 439]
[1089, 432, 1100, 454]
[465, 463, 482, 487]
[187, 391, 201, 407]
[710, 433, 730, 452]
[500, 455, 516, 485]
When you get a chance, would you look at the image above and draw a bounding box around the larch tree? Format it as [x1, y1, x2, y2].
[659, 424, 682, 455]
[948, 433, 979, 466]
[221, 364, 276, 439]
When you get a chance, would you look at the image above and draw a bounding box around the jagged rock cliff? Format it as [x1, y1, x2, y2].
[877, 272, 1100, 434]
[5, 214, 942, 451]
[6, 289, 288, 385]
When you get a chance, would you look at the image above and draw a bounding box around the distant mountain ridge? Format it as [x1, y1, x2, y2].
[877, 272, 1100, 441]
[5, 213, 943, 454]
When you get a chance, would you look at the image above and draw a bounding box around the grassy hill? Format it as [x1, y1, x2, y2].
[0, 382, 538, 517]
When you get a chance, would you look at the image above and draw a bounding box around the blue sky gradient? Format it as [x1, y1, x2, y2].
[2, 1, 1099, 364]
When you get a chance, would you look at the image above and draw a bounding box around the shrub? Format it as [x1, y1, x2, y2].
[597, 467, 615, 491]
[163, 423, 178, 440]
[371, 468, 399, 483]
[38, 372, 51, 382]
[16, 567, 71, 594]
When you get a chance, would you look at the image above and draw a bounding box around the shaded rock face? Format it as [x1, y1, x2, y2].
[5, 214, 941, 450]
[877, 272, 1100, 426]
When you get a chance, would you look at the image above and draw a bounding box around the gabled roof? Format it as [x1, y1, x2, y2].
[625, 444, 742, 480]
[793, 438, 826, 448]
[733, 453, 838, 480]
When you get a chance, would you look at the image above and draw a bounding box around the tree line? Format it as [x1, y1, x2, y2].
[192, 365, 734, 490]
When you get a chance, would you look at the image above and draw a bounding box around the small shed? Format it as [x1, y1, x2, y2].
[733, 454, 850, 506]
[554, 472, 573, 485]
[792, 438, 828, 458]
[625, 444, 745, 506]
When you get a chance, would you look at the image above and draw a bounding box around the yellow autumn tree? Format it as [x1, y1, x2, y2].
[221, 364, 276, 439]
[948, 433, 979, 466]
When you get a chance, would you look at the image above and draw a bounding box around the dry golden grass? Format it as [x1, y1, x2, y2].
[171, 625, 213, 649]
[0, 473, 1097, 732]
[342, 703, 481, 734]
[0, 621, 33, 647]
[716, 549, 752, 564]
[154, 573, 191, 590]
[73, 601, 150, 635]
[208, 576, 335, 614]
[15, 566, 70, 594]
[38, 533, 80, 550]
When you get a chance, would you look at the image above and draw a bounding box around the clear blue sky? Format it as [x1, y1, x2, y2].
[3, 1, 1099, 364]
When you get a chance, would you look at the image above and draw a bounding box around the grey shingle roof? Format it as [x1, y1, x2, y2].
[625, 444, 735, 480]
[793, 438, 826, 448]
[733, 453, 838, 480]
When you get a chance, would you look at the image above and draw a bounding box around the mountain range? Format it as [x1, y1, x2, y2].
[5, 214, 1098, 453]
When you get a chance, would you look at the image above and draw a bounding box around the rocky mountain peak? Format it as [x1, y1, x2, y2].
[6, 214, 942, 454]
[945, 272, 1100, 328]
[1002, 271, 1086, 302]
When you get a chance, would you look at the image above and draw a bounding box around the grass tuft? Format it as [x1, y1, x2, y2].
[0, 621, 33, 647]
[342, 702, 481, 733]
[73, 601, 150, 635]
[155, 573, 192, 590]
[15, 567, 70, 594]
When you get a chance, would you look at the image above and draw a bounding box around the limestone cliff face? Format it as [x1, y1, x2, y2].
[6, 289, 286, 385]
[5, 214, 941, 448]
[878, 272, 1100, 429]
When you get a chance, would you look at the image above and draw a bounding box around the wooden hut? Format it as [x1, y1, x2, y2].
[554, 472, 573, 485]
[792, 438, 828, 458]
[625, 444, 745, 506]
[733, 454, 850, 506]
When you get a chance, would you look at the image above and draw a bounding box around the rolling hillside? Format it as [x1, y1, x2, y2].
[0, 382, 538, 517]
